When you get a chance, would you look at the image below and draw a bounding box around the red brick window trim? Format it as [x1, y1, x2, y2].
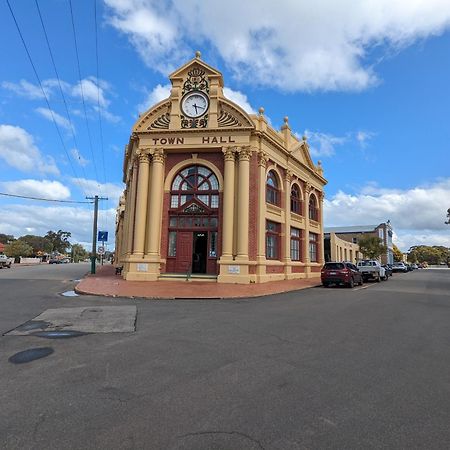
[266, 220, 281, 260]
[266, 170, 280, 206]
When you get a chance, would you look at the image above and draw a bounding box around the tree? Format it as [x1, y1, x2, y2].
[71, 244, 88, 263]
[4, 240, 33, 260]
[392, 244, 403, 262]
[45, 230, 72, 254]
[18, 235, 53, 254]
[358, 236, 387, 260]
[408, 245, 449, 264]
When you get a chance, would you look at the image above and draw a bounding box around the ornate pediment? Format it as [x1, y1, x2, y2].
[217, 99, 254, 129]
[290, 140, 316, 171]
[133, 100, 171, 132]
[183, 203, 206, 214]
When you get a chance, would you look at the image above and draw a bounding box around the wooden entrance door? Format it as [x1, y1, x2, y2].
[175, 231, 193, 274]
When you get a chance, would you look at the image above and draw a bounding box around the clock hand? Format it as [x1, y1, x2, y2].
[193, 103, 198, 113]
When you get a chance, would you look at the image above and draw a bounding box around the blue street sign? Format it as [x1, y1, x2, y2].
[98, 231, 108, 242]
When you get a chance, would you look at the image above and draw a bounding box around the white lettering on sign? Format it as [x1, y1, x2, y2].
[228, 265, 240, 274]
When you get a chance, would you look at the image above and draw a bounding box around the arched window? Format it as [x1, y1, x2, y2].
[266, 170, 280, 206]
[170, 165, 219, 209]
[290, 184, 301, 214]
[309, 194, 318, 221]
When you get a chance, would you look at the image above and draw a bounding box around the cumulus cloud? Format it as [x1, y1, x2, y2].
[223, 87, 257, 114]
[35, 107, 72, 131]
[104, 0, 450, 92]
[70, 177, 124, 205]
[2, 77, 120, 124]
[304, 130, 347, 157]
[356, 130, 376, 148]
[0, 179, 71, 200]
[324, 178, 450, 251]
[0, 124, 59, 175]
[138, 83, 171, 113]
[0, 203, 117, 246]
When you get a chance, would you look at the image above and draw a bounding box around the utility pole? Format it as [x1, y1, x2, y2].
[86, 195, 108, 274]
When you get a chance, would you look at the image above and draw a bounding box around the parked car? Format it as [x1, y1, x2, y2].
[321, 262, 363, 288]
[0, 254, 13, 268]
[382, 264, 393, 277]
[48, 258, 62, 264]
[392, 262, 408, 273]
[406, 263, 414, 272]
[411, 263, 418, 269]
[356, 260, 387, 282]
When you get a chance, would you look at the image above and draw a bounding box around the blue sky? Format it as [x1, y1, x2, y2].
[1, 0, 449, 251]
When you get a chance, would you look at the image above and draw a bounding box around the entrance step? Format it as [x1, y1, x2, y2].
[159, 273, 218, 282]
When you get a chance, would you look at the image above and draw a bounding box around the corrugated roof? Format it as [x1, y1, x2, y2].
[324, 225, 378, 233]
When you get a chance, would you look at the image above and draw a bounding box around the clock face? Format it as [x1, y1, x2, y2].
[181, 91, 209, 118]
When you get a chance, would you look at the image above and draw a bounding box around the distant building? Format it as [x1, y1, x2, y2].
[324, 232, 362, 263]
[324, 221, 394, 264]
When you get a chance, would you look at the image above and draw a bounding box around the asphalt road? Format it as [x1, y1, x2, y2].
[1, 264, 449, 449]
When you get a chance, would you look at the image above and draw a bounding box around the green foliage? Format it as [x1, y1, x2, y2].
[0, 234, 14, 244]
[71, 244, 88, 263]
[392, 244, 404, 262]
[45, 230, 72, 253]
[408, 245, 449, 264]
[18, 235, 53, 254]
[4, 240, 33, 259]
[358, 236, 387, 260]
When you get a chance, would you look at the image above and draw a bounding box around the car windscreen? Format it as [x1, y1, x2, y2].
[323, 263, 345, 270]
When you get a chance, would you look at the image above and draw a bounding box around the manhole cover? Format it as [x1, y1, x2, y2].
[9, 347, 54, 364]
[32, 330, 88, 339]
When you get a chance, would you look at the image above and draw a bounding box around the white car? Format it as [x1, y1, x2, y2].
[356, 260, 387, 282]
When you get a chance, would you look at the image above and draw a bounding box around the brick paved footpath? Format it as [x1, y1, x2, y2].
[76, 265, 321, 299]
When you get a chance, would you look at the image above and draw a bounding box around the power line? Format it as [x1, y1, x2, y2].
[68, 0, 100, 186]
[34, 0, 92, 195]
[5, 0, 89, 199]
[0, 192, 93, 204]
[94, 0, 109, 233]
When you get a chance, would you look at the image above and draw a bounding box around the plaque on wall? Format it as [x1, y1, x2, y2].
[228, 265, 240, 274]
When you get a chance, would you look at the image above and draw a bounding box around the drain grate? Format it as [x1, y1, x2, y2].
[9, 347, 54, 364]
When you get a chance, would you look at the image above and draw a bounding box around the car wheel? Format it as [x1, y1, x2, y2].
[323, 282, 329, 288]
[359, 277, 364, 286]
[376, 275, 381, 282]
[348, 278, 355, 288]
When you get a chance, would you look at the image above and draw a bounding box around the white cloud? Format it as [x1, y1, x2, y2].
[70, 148, 89, 167]
[324, 178, 450, 251]
[356, 130, 376, 147]
[0, 203, 116, 247]
[304, 130, 347, 157]
[138, 83, 171, 113]
[35, 107, 72, 131]
[0, 179, 71, 200]
[70, 178, 124, 205]
[0, 124, 59, 175]
[223, 87, 256, 114]
[1, 80, 46, 99]
[104, 0, 450, 92]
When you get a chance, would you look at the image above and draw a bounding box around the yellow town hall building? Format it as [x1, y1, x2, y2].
[115, 53, 327, 284]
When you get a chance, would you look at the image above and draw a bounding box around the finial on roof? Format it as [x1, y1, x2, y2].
[284, 116, 289, 124]
[302, 134, 307, 141]
[318, 160, 322, 167]
[195, 50, 201, 59]
[258, 106, 265, 116]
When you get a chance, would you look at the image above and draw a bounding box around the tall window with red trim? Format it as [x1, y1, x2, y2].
[308, 194, 318, 221]
[290, 184, 301, 214]
[309, 232, 318, 262]
[266, 170, 280, 206]
[266, 220, 280, 259]
[290, 227, 302, 261]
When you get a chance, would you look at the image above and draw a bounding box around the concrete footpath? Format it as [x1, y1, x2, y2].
[76, 265, 321, 299]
